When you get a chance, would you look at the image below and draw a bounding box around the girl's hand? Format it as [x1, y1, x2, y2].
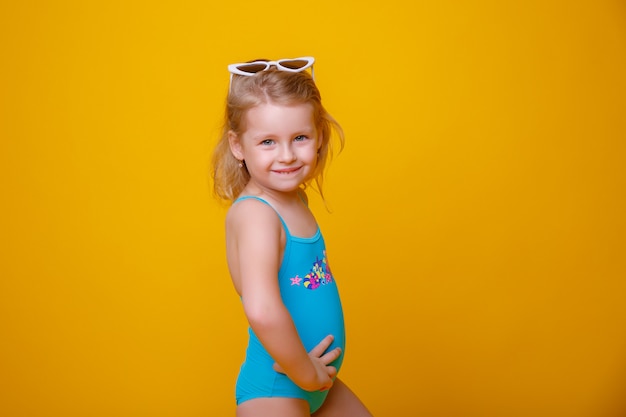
[273, 334, 342, 391]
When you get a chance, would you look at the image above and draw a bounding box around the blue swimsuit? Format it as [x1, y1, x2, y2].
[234, 196, 346, 413]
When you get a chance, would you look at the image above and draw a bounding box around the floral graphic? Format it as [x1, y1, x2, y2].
[290, 251, 334, 290]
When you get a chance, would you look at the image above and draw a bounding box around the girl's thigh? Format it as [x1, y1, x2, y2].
[313, 378, 373, 417]
[236, 397, 310, 417]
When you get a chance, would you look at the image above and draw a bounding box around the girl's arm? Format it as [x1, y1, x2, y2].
[228, 200, 339, 392]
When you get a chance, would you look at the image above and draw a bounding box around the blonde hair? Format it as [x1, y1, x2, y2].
[212, 68, 344, 202]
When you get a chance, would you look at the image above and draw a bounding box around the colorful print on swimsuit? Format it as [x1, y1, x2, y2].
[290, 251, 334, 290]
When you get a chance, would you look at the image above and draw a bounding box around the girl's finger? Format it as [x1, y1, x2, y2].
[308, 334, 334, 357]
[320, 347, 342, 364]
[272, 362, 285, 374]
[326, 365, 337, 380]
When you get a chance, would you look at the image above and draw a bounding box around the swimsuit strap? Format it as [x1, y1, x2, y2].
[233, 196, 291, 237]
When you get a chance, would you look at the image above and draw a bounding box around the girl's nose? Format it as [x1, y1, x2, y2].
[278, 145, 296, 162]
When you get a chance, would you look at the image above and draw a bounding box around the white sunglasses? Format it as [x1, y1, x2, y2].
[227, 56, 315, 90]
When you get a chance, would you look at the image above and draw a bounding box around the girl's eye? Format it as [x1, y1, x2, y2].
[261, 139, 274, 145]
[294, 135, 307, 142]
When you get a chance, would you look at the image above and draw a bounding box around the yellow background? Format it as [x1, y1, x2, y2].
[1, 1, 625, 416]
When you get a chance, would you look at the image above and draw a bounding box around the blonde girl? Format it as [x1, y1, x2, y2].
[213, 57, 372, 417]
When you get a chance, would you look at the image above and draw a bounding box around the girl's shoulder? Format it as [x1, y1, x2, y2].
[226, 196, 282, 232]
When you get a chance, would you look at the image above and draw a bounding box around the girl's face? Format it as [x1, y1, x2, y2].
[229, 102, 321, 196]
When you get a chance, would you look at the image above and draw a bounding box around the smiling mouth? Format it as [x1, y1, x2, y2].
[273, 167, 302, 174]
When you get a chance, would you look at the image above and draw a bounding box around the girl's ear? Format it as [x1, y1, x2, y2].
[228, 130, 244, 160]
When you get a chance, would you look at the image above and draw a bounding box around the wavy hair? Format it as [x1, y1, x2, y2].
[212, 68, 344, 202]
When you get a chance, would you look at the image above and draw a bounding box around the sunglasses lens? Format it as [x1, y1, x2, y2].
[279, 59, 310, 70]
[236, 62, 269, 74]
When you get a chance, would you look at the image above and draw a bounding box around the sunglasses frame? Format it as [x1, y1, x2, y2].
[227, 56, 315, 91]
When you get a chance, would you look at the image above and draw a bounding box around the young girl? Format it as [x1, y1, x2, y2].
[212, 57, 372, 417]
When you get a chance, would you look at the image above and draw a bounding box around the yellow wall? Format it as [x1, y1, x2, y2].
[1, 1, 625, 416]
